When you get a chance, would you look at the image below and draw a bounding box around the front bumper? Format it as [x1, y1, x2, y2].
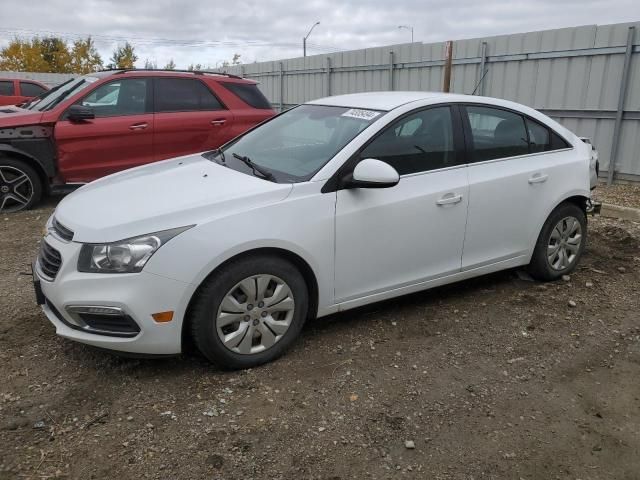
[35, 234, 193, 355]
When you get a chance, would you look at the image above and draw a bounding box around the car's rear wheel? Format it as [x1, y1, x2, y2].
[190, 255, 308, 369]
[0, 157, 42, 213]
[528, 202, 587, 281]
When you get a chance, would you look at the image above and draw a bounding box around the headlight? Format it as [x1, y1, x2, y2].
[77, 226, 193, 273]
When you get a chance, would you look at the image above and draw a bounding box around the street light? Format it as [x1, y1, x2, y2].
[303, 21, 321, 57]
[398, 25, 414, 43]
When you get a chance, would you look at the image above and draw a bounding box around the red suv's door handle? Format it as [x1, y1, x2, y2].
[210, 119, 227, 126]
[129, 123, 148, 130]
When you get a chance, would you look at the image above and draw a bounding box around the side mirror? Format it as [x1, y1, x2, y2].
[67, 104, 95, 122]
[347, 158, 399, 189]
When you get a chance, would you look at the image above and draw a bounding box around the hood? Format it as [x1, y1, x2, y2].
[0, 106, 44, 127]
[55, 154, 293, 243]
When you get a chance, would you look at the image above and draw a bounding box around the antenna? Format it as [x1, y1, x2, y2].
[470, 68, 489, 96]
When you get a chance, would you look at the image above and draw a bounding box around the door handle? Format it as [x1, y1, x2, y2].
[528, 173, 548, 184]
[436, 193, 463, 206]
[129, 123, 148, 130]
[210, 119, 227, 126]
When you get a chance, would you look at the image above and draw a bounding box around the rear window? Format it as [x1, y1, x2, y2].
[221, 82, 272, 109]
[0, 81, 14, 96]
[155, 78, 223, 112]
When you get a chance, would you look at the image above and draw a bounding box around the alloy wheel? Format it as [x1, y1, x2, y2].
[216, 274, 295, 355]
[547, 216, 583, 271]
[0, 166, 34, 213]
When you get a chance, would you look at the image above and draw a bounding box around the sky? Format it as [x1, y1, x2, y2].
[0, 0, 638, 69]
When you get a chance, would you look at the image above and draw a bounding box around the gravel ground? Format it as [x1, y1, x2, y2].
[1, 197, 640, 480]
[593, 183, 640, 209]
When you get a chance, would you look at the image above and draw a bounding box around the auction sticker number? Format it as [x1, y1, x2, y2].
[341, 109, 381, 121]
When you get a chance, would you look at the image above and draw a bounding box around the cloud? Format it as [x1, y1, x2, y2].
[0, 0, 637, 69]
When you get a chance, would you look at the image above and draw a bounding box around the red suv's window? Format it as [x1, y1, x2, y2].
[154, 78, 223, 112]
[220, 82, 272, 109]
[0, 81, 14, 95]
[80, 79, 150, 117]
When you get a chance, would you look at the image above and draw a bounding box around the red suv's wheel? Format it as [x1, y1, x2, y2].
[0, 157, 42, 213]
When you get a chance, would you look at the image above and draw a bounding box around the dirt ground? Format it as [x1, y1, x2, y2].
[1, 191, 640, 480]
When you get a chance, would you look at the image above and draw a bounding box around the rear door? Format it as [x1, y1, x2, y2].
[0, 80, 21, 106]
[460, 104, 574, 270]
[152, 77, 234, 160]
[55, 77, 154, 182]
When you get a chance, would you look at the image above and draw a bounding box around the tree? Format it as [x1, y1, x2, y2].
[0, 38, 49, 72]
[39, 37, 71, 73]
[164, 59, 176, 70]
[187, 63, 203, 71]
[232, 53, 241, 65]
[143, 58, 157, 69]
[70, 37, 103, 74]
[109, 42, 138, 69]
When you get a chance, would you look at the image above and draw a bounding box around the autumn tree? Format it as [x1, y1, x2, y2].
[0, 36, 102, 73]
[164, 59, 176, 70]
[39, 37, 71, 72]
[108, 42, 137, 69]
[69, 37, 103, 73]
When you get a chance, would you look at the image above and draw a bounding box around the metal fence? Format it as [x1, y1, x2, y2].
[0, 71, 75, 87]
[220, 21, 640, 182]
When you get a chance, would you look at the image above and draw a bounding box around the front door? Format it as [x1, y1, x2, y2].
[55, 78, 154, 182]
[334, 105, 469, 302]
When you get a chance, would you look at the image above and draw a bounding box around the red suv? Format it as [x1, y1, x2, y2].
[0, 78, 49, 106]
[0, 70, 275, 212]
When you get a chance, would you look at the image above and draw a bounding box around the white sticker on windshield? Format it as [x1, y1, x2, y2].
[341, 109, 381, 121]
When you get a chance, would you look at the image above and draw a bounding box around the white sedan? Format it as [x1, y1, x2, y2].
[34, 92, 598, 369]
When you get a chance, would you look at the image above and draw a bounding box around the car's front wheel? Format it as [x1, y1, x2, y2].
[190, 255, 309, 369]
[528, 202, 587, 281]
[0, 157, 42, 213]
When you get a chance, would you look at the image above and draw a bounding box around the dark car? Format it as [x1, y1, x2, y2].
[0, 69, 275, 212]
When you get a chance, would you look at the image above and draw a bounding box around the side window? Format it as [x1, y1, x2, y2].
[20, 82, 46, 97]
[465, 106, 529, 162]
[526, 118, 571, 153]
[80, 79, 149, 117]
[154, 78, 223, 112]
[0, 81, 15, 96]
[360, 106, 456, 175]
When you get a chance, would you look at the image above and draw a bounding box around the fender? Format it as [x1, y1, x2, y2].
[0, 127, 56, 179]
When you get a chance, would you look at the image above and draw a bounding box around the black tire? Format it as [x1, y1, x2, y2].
[190, 255, 309, 369]
[528, 202, 587, 281]
[0, 156, 43, 213]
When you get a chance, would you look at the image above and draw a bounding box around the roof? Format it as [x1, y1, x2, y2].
[307, 91, 449, 111]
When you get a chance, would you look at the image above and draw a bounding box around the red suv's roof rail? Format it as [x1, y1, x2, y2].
[99, 68, 244, 80]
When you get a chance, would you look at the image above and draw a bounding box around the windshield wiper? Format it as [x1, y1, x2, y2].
[232, 153, 276, 182]
[43, 81, 84, 111]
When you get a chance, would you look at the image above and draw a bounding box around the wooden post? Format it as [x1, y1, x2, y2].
[442, 40, 453, 92]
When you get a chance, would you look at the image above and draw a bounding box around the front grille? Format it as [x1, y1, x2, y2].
[52, 218, 74, 242]
[38, 241, 62, 280]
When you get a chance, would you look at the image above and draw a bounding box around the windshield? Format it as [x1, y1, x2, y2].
[210, 104, 384, 182]
[25, 75, 98, 111]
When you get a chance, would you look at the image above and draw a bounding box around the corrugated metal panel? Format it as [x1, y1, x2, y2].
[0, 71, 75, 87]
[220, 21, 640, 179]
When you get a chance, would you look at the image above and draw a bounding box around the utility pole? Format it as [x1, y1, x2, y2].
[303, 21, 320, 57]
[442, 40, 453, 92]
